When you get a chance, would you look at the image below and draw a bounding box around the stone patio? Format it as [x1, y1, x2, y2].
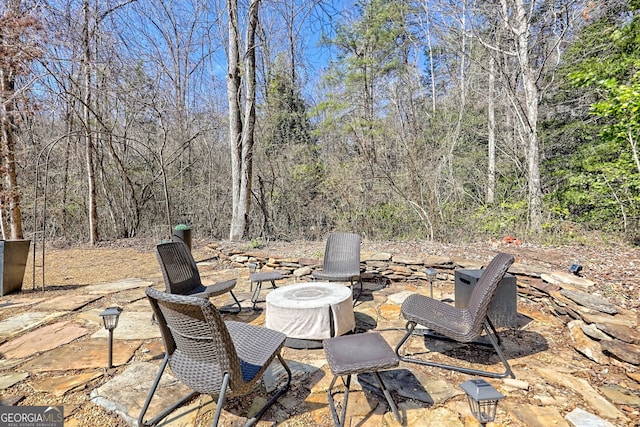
[0, 251, 638, 427]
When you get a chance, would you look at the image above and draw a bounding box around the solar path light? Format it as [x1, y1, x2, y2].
[460, 378, 504, 426]
[99, 306, 123, 369]
[248, 262, 258, 273]
[424, 267, 438, 298]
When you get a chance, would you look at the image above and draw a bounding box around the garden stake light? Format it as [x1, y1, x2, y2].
[99, 306, 123, 369]
[424, 267, 438, 298]
[460, 378, 504, 426]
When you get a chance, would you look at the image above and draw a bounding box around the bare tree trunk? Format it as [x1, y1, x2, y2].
[82, 0, 98, 244]
[487, 54, 496, 204]
[418, 0, 436, 113]
[0, 69, 23, 240]
[160, 155, 172, 236]
[0, 0, 28, 240]
[511, 0, 542, 231]
[286, 0, 296, 86]
[628, 129, 640, 177]
[240, 0, 258, 235]
[446, 1, 468, 191]
[228, 0, 259, 241]
[228, 0, 243, 241]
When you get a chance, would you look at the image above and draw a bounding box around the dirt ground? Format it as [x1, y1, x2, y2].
[22, 236, 640, 311]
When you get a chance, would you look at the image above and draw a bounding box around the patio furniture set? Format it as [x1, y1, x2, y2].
[139, 233, 516, 427]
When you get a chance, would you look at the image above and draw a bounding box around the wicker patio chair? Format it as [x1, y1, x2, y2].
[156, 241, 241, 312]
[395, 252, 516, 379]
[139, 287, 292, 427]
[312, 232, 363, 301]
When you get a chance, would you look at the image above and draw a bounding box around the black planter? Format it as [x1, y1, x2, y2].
[0, 240, 31, 296]
[172, 225, 192, 251]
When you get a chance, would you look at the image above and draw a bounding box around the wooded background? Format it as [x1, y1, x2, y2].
[1, 0, 639, 245]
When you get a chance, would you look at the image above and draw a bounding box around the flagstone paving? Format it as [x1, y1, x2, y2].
[0, 258, 638, 427]
[503, 402, 569, 427]
[0, 358, 22, 372]
[85, 278, 154, 294]
[32, 294, 102, 311]
[20, 340, 142, 372]
[89, 276, 637, 426]
[0, 372, 29, 390]
[0, 321, 89, 359]
[109, 288, 150, 306]
[566, 408, 617, 427]
[0, 297, 47, 311]
[91, 362, 196, 426]
[0, 311, 67, 338]
[30, 371, 104, 396]
[88, 310, 160, 341]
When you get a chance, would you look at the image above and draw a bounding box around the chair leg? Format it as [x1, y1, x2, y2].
[251, 282, 263, 310]
[350, 278, 363, 307]
[373, 371, 402, 423]
[244, 353, 293, 427]
[485, 316, 502, 345]
[230, 290, 242, 313]
[395, 321, 515, 379]
[481, 321, 514, 378]
[327, 374, 351, 427]
[138, 354, 198, 427]
[250, 279, 278, 310]
[212, 373, 230, 427]
[217, 291, 243, 314]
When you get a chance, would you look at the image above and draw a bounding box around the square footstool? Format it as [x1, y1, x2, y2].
[249, 270, 283, 309]
[323, 332, 402, 426]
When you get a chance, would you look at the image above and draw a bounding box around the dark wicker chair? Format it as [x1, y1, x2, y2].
[395, 252, 516, 379]
[139, 287, 292, 427]
[312, 232, 363, 300]
[156, 241, 241, 312]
